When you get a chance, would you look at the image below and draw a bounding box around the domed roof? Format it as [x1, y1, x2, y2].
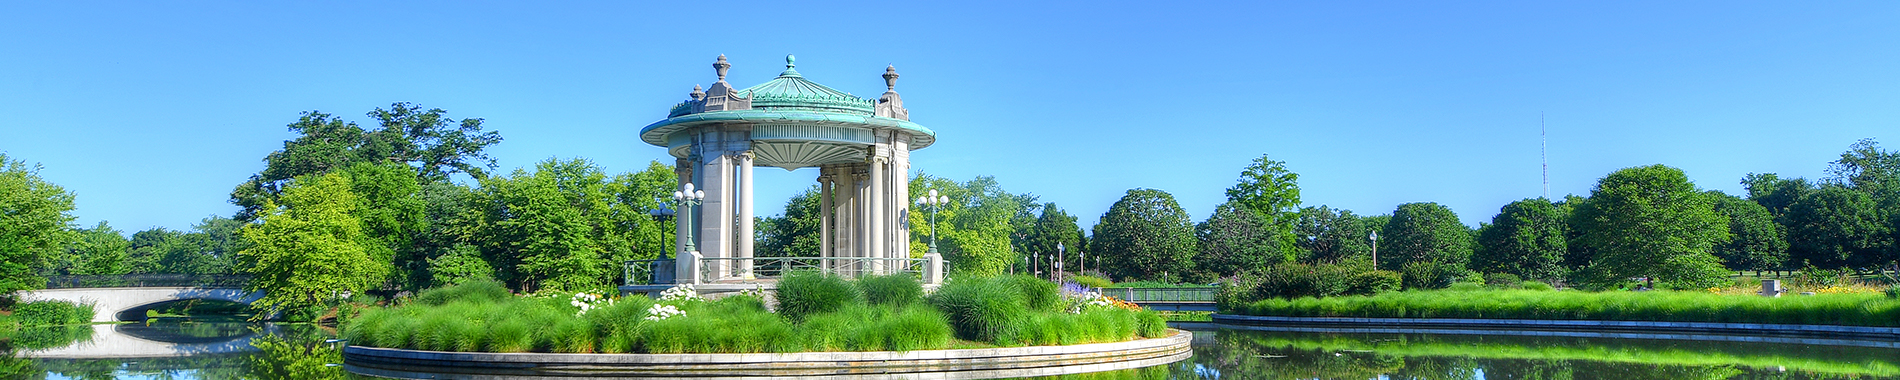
[738, 55, 875, 115]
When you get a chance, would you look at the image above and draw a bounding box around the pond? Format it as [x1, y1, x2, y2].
[8, 322, 1898, 379]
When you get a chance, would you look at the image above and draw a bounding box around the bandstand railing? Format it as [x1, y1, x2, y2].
[624, 256, 926, 286]
[699, 256, 925, 282]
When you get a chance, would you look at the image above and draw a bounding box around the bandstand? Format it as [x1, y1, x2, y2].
[635, 54, 942, 287]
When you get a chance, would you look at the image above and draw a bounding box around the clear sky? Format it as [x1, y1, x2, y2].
[2, 1, 1896, 234]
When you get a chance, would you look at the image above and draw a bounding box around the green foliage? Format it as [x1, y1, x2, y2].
[1786, 185, 1892, 269]
[1380, 202, 1473, 273]
[43, 221, 128, 276]
[856, 273, 923, 306]
[1571, 165, 1730, 290]
[1294, 205, 1372, 265]
[1471, 198, 1569, 281]
[1399, 261, 1471, 290]
[1005, 274, 1062, 312]
[240, 173, 389, 316]
[1224, 154, 1301, 250]
[414, 281, 512, 306]
[231, 102, 502, 222]
[1069, 274, 1113, 289]
[1024, 202, 1087, 272]
[472, 159, 672, 293]
[10, 300, 93, 326]
[1228, 261, 1396, 301]
[0, 153, 76, 294]
[1195, 202, 1289, 280]
[907, 174, 1038, 276]
[928, 276, 1033, 345]
[245, 334, 347, 380]
[1708, 191, 1789, 271]
[1483, 272, 1523, 288]
[426, 244, 494, 287]
[1521, 281, 1555, 291]
[1234, 288, 1900, 327]
[1092, 188, 1196, 282]
[776, 271, 863, 322]
[757, 186, 822, 258]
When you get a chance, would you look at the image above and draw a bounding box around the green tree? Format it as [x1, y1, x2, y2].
[1471, 198, 1569, 281]
[1091, 188, 1196, 282]
[1825, 138, 1900, 198]
[1571, 165, 1729, 290]
[1784, 185, 1892, 269]
[239, 173, 387, 315]
[1708, 191, 1788, 273]
[470, 159, 668, 292]
[338, 162, 426, 289]
[1742, 173, 1813, 219]
[1380, 202, 1473, 271]
[758, 186, 823, 258]
[44, 221, 129, 276]
[231, 103, 501, 221]
[906, 174, 1036, 276]
[0, 154, 75, 294]
[1223, 154, 1301, 257]
[1024, 203, 1085, 274]
[1293, 205, 1372, 265]
[1195, 202, 1286, 279]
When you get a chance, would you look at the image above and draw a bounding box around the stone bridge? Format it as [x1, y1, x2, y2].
[15, 287, 264, 322]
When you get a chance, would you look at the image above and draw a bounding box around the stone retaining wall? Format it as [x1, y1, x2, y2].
[342, 329, 1191, 377]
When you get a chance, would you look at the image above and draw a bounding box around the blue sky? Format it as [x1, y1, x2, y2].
[2, 1, 1896, 233]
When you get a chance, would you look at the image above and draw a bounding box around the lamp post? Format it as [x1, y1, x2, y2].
[649, 201, 676, 259]
[673, 183, 706, 256]
[1057, 242, 1066, 283]
[1369, 230, 1379, 269]
[915, 189, 950, 254]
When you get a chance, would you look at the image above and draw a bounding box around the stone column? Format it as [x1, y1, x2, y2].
[819, 169, 833, 270]
[738, 151, 754, 278]
[869, 156, 886, 274]
[699, 151, 732, 280]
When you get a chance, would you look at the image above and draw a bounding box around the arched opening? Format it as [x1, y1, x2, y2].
[114, 299, 256, 322]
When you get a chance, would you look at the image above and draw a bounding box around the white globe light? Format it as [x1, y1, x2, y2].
[928, 189, 938, 197]
[693, 190, 705, 199]
[672, 191, 684, 199]
[683, 183, 696, 193]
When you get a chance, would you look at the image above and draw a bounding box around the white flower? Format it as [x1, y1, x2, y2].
[644, 304, 684, 321]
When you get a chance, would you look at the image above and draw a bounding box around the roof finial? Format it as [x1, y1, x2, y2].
[883, 65, 900, 92]
[786, 54, 796, 69]
[690, 84, 704, 100]
[713, 54, 730, 81]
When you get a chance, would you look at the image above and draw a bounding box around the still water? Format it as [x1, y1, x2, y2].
[8, 321, 1898, 379]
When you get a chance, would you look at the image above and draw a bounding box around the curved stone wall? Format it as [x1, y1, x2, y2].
[343, 329, 1191, 378]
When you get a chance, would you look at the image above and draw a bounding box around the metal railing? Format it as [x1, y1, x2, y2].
[623, 259, 677, 286]
[41, 274, 251, 289]
[700, 256, 925, 281]
[1092, 286, 1218, 303]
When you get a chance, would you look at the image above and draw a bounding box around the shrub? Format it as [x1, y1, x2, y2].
[415, 281, 511, 306]
[12, 300, 93, 326]
[1346, 270, 1401, 296]
[1254, 263, 1352, 299]
[857, 273, 923, 306]
[1001, 275, 1062, 312]
[1485, 273, 1523, 289]
[1522, 281, 1555, 291]
[1447, 282, 1485, 291]
[1400, 261, 1468, 290]
[777, 271, 863, 322]
[928, 276, 1031, 345]
[1069, 274, 1113, 289]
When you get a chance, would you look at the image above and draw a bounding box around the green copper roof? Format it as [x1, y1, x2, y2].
[737, 55, 876, 115]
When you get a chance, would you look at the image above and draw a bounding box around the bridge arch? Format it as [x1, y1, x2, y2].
[16, 287, 265, 322]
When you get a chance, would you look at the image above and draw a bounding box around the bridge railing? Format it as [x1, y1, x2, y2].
[41, 274, 251, 289]
[1093, 286, 1218, 303]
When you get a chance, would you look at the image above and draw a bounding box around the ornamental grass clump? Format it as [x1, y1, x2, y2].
[857, 273, 924, 306]
[414, 280, 511, 306]
[776, 271, 863, 322]
[929, 276, 1033, 345]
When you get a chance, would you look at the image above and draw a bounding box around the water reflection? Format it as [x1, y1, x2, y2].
[1174, 328, 1900, 380]
[9, 324, 1899, 379]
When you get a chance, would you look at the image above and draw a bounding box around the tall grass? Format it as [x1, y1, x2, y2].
[9, 300, 93, 326]
[776, 271, 862, 322]
[1236, 288, 1900, 327]
[346, 276, 1167, 354]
